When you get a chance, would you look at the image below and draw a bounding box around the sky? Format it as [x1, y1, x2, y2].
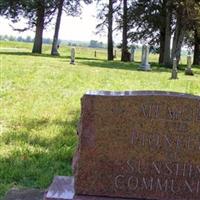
[0, 2, 116, 43]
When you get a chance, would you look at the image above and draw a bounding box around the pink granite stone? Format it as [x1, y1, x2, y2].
[73, 91, 200, 200]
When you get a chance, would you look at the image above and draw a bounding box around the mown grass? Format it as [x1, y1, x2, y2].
[0, 41, 200, 199]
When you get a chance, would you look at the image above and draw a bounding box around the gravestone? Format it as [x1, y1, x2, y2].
[130, 46, 136, 62]
[45, 91, 200, 200]
[185, 53, 194, 76]
[114, 50, 117, 59]
[70, 48, 75, 64]
[139, 45, 151, 71]
[171, 58, 178, 79]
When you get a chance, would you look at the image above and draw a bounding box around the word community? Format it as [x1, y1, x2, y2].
[114, 170, 200, 195]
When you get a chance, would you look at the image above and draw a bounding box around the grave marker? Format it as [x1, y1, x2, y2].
[171, 58, 178, 79]
[185, 53, 194, 76]
[139, 45, 151, 71]
[130, 46, 136, 62]
[46, 91, 200, 200]
[70, 48, 75, 64]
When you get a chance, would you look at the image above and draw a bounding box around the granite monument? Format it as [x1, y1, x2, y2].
[46, 91, 200, 200]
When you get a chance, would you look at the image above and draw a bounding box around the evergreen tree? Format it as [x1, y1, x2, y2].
[171, 0, 200, 64]
[128, 0, 172, 65]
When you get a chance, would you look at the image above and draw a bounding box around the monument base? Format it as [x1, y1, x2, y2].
[44, 176, 146, 200]
[45, 176, 74, 200]
[185, 68, 194, 76]
[138, 64, 151, 71]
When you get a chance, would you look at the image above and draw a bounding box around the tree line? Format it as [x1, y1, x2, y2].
[0, 0, 199, 66]
[0, 34, 106, 48]
[97, 0, 200, 65]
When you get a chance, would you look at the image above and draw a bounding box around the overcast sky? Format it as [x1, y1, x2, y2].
[0, 3, 117, 43]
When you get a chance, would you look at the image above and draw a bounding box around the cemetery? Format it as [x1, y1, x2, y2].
[1, 40, 200, 200]
[0, 1, 200, 200]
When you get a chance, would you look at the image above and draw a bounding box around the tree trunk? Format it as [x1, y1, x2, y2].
[171, 15, 185, 65]
[159, 29, 165, 64]
[193, 28, 200, 65]
[51, 0, 64, 56]
[32, 4, 45, 54]
[121, 0, 129, 62]
[163, 6, 172, 67]
[107, 0, 114, 61]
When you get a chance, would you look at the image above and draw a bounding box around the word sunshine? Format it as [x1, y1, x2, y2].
[114, 160, 200, 195]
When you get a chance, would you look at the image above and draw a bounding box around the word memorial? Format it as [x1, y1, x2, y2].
[45, 91, 200, 200]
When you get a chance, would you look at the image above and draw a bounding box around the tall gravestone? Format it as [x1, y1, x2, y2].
[70, 48, 75, 64]
[171, 58, 178, 79]
[139, 45, 151, 71]
[45, 91, 200, 200]
[185, 53, 194, 76]
[130, 46, 136, 62]
[114, 50, 117, 59]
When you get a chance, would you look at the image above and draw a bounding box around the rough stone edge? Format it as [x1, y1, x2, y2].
[85, 90, 200, 99]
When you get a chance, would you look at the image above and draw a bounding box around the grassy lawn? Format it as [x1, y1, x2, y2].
[0, 41, 200, 199]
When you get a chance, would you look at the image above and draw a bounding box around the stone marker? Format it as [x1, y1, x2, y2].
[114, 50, 117, 58]
[139, 45, 151, 71]
[70, 48, 75, 64]
[130, 46, 136, 62]
[185, 53, 194, 76]
[45, 91, 200, 200]
[171, 58, 178, 79]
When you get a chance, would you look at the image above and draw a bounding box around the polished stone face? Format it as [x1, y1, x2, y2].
[74, 91, 200, 200]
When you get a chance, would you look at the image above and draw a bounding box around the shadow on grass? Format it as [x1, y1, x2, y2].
[0, 51, 105, 61]
[1, 51, 199, 72]
[0, 110, 80, 197]
[79, 60, 173, 73]
[80, 60, 200, 73]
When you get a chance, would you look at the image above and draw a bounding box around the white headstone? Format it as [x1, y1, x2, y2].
[114, 50, 117, 58]
[185, 53, 194, 75]
[139, 45, 151, 71]
[130, 46, 136, 62]
[171, 58, 178, 79]
[70, 48, 75, 64]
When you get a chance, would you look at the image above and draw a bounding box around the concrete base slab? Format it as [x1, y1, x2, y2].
[45, 176, 74, 200]
[4, 188, 45, 200]
[138, 64, 151, 71]
[44, 176, 147, 200]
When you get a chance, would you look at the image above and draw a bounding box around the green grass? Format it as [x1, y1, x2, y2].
[0, 41, 200, 199]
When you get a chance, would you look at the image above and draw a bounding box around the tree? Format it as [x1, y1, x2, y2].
[32, 1, 46, 53]
[171, 0, 200, 64]
[163, 0, 172, 67]
[121, 0, 129, 62]
[89, 40, 104, 48]
[128, 0, 173, 65]
[51, 0, 92, 56]
[107, 0, 114, 60]
[193, 27, 200, 65]
[192, 4, 200, 65]
[0, 0, 56, 54]
[51, 0, 64, 55]
[96, 0, 120, 61]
